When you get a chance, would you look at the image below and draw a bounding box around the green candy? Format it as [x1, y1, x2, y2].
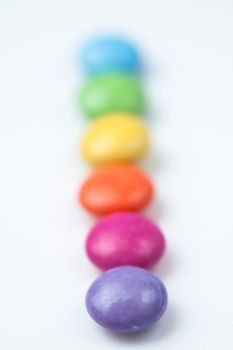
[78, 73, 145, 118]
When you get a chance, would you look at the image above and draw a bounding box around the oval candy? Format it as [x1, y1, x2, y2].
[80, 36, 141, 75]
[79, 73, 145, 118]
[79, 164, 154, 215]
[86, 212, 165, 270]
[80, 113, 148, 165]
[86, 266, 168, 333]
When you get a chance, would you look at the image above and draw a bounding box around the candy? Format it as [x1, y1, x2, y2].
[86, 266, 168, 333]
[79, 164, 154, 215]
[79, 73, 145, 118]
[86, 212, 165, 270]
[80, 113, 148, 164]
[80, 36, 140, 75]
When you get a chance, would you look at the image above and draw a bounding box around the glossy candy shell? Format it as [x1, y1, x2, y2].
[79, 164, 154, 215]
[86, 266, 168, 333]
[80, 36, 140, 75]
[86, 212, 165, 270]
[79, 73, 145, 118]
[80, 113, 148, 165]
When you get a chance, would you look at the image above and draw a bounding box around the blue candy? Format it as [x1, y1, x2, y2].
[80, 36, 141, 75]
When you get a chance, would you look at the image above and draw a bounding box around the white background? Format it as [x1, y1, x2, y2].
[0, 0, 233, 349]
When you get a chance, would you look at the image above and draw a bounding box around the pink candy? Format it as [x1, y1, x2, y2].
[86, 212, 165, 270]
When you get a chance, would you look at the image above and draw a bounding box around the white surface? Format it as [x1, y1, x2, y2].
[0, 0, 233, 349]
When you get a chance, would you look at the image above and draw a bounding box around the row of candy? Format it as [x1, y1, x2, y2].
[76, 37, 168, 333]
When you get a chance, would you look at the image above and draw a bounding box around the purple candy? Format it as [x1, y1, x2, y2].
[85, 266, 168, 333]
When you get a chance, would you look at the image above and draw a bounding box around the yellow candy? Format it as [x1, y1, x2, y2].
[81, 113, 149, 165]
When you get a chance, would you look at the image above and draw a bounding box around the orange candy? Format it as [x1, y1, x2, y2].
[78, 164, 154, 215]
